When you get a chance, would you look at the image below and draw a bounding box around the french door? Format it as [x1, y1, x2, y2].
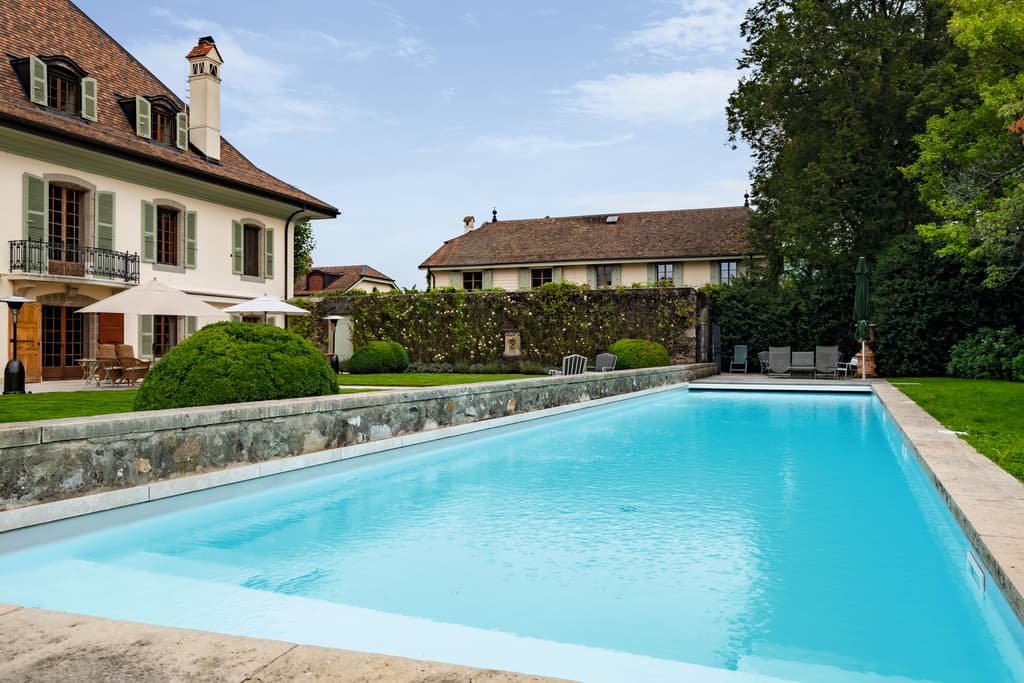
[41, 305, 84, 380]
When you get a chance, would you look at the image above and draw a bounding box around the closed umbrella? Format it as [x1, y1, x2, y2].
[222, 295, 310, 317]
[76, 278, 225, 317]
[854, 257, 871, 380]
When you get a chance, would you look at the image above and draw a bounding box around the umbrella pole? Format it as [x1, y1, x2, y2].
[861, 339, 866, 380]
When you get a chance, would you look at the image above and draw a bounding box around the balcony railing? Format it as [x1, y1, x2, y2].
[9, 240, 140, 283]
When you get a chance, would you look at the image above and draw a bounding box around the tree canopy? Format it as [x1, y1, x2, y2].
[293, 220, 316, 280]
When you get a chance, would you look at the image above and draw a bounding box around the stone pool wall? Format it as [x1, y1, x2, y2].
[0, 364, 714, 511]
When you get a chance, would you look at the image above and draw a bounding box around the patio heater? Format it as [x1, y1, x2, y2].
[323, 315, 342, 373]
[2, 296, 33, 395]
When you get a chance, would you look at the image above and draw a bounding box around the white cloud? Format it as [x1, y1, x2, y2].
[563, 69, 735, 123]
[475, 133, 635, 157]
[618, 0, 751, 58]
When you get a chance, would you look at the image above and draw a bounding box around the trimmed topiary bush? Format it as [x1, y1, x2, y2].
[134, 321, 337, 411]
[348, 340, 410, 373]
[609, 338, 671, 369]
[947, 327, 1024, 380]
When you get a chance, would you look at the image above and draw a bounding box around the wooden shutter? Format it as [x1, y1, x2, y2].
[482, 270, 493, 289]
[29, 56, 46, 105]
[135, 96, 151, 138]
[647, 264, 657, 284]
[95, 191, 115, 251]
[710, 261, 722, 285]
[175, 111, 188, 150]
[81, 77, 98, 121]
[138, 315, 154, 357]
[612, 265, 621, 286]
[518, 268, 530, 291]
[184, 211, 197, 268]
[552, 266, 562, 283]
[231, 220, 242, 274]
[186, 316, 198, 337]
[587, 266, 597, 289]
[23, 173, 47, 242]
[140, 200, 156, 262]
[673, 262, 683, 287]
[264, 228, 274, 278]
[449, 271, 462, 288]
[266, 315, 278, 327]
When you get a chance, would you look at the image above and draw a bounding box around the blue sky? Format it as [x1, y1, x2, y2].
[78, 0, 754, 289]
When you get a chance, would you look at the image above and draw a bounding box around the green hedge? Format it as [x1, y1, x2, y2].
[348, 340, 410, 374]
[134, 322, 337, 410]
[947, 327, 1024, 380]
[609, 339, 671, 369]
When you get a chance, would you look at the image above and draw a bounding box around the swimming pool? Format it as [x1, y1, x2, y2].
[1, 388, 1022, 682]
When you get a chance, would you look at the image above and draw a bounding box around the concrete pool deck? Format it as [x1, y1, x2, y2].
[1, 374, 1023, 680]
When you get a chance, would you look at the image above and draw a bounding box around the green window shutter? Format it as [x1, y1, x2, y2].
[482, 270, 493, 289]
[673, 262, 683, 287]
[266, 315, 278, 327]
[552, 266, 562, 282]
[231, 220, 242, 274]
[29, 56, 47, 105]
[184, 211, 197, 268]
[647, 264, 657, 284]
[175, 111, 188, 150]
[186, 316, 198, 336]
[95, 191, 115, 251]
[141, 200, 156, 262]
[738, 259, 749, 276]
[587, 266, 597, 289]
[449, 271, 462, 288]
[23, 173, 47, 242]
[264, 228, 274, 279]
[139, 315, 154, 357]
[612, 265, 622, 286]
[710, 261, 722, 285]
[81, 77, 97, 121]
[135, 96, 151, 138]
[518, 268, 530, 291]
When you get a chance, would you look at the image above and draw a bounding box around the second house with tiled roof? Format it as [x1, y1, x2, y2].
[295, 265, 399, 296]
[1, 0, 337, 384]
[419, 206, 761, 292]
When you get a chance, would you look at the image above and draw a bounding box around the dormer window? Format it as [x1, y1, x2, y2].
[12, 55, 97, 121]
[153, 109, 175, 145]
[119, 95, 188, 150]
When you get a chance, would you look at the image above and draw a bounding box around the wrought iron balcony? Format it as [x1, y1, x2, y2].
[9, 239, 140, 283]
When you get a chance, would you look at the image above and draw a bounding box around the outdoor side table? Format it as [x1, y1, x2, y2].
[77, 358, 99, 386]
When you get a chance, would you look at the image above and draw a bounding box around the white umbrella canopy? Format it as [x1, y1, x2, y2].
[223, 296, 310, 316]
[76, 278, 225, 317]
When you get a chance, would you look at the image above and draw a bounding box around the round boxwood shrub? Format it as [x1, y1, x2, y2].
[348, 340, 410, 374]
[609, 338, 671, 369]
[134, 321, 337, 411]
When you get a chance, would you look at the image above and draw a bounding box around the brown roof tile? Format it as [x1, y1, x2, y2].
[420, 206, 755, 268]
[0, 0, 337, 216]
[294, 265, 397, 295]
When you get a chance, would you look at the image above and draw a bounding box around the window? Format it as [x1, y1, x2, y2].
[152, 315, 178, 357]
[463, 271, 483, 290]
[156, 206, 179, 265]
[47, 70, 78, 115]
[243, 224, 261, 276]
[531, 268, 552, 289]
[152, 109, 175, 145]
[48, 184, 82, 263]
[596, 265, 614, 288]
[656, 262, 674, 286]
[720, 261, 738, 285]
[232, 220, 274, 280]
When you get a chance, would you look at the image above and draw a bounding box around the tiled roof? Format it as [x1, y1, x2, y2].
[0, 0, 337, 217]
[420, 206, 755, 268]
[294, 265, 397, 295]
[185, 41, 216, 60]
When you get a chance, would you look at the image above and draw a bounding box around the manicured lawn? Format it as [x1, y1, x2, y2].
[893, 378, 1024, 482]
[337, 373, 540, 387]
[0, 387, 372, 423]
[0, 390, 138, 423]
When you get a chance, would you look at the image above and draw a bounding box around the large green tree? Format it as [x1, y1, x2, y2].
[903, 0, 1024, 287]
[293, 220, 316, 280]
[727, 0, 958, 276]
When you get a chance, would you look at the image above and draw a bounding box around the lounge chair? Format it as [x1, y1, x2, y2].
[595, 353, 617, 372]
[791, 351, 815, 376]
[549, 354, 587, 376]
[758, 351, 769, 374]
[115, 343, 151, 386]
[729, 345, 748, 373]
[95, 343, 123, 385]
[815, 345, 840, 379]
[768, 346, 791, 376]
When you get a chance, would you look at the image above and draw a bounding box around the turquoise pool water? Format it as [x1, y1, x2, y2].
[1, 388, 1022, 682]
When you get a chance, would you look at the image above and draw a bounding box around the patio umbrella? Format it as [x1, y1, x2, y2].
[854, 257, 871, 380]
[222, 295, 310, 317]
[76, 278, 225, 317]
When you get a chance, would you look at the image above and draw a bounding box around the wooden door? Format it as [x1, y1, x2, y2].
[41, 305, 84, 380]
[9, 303, 42, 383]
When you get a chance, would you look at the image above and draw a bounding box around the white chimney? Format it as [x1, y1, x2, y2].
[186, 36, 223, 162]
[463, 215, 475, 234]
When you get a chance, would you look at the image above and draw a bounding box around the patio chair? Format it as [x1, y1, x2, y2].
[791, 350, 815, 376]
[758, 351, 769, 374]
[815, 345, 840, 379]
[729, 345, 748, 373]
[549, 354, 587, 376]
[115, 343, 151, 386]
[595, 353, 617, 372]
[95, 343, 123, 385]
[768, 346, 791, 376]
[837, 355, 858, 378]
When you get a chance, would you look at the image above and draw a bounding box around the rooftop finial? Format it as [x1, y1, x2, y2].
[743, 192, 750, 208]
[492, 207, 498, 223]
